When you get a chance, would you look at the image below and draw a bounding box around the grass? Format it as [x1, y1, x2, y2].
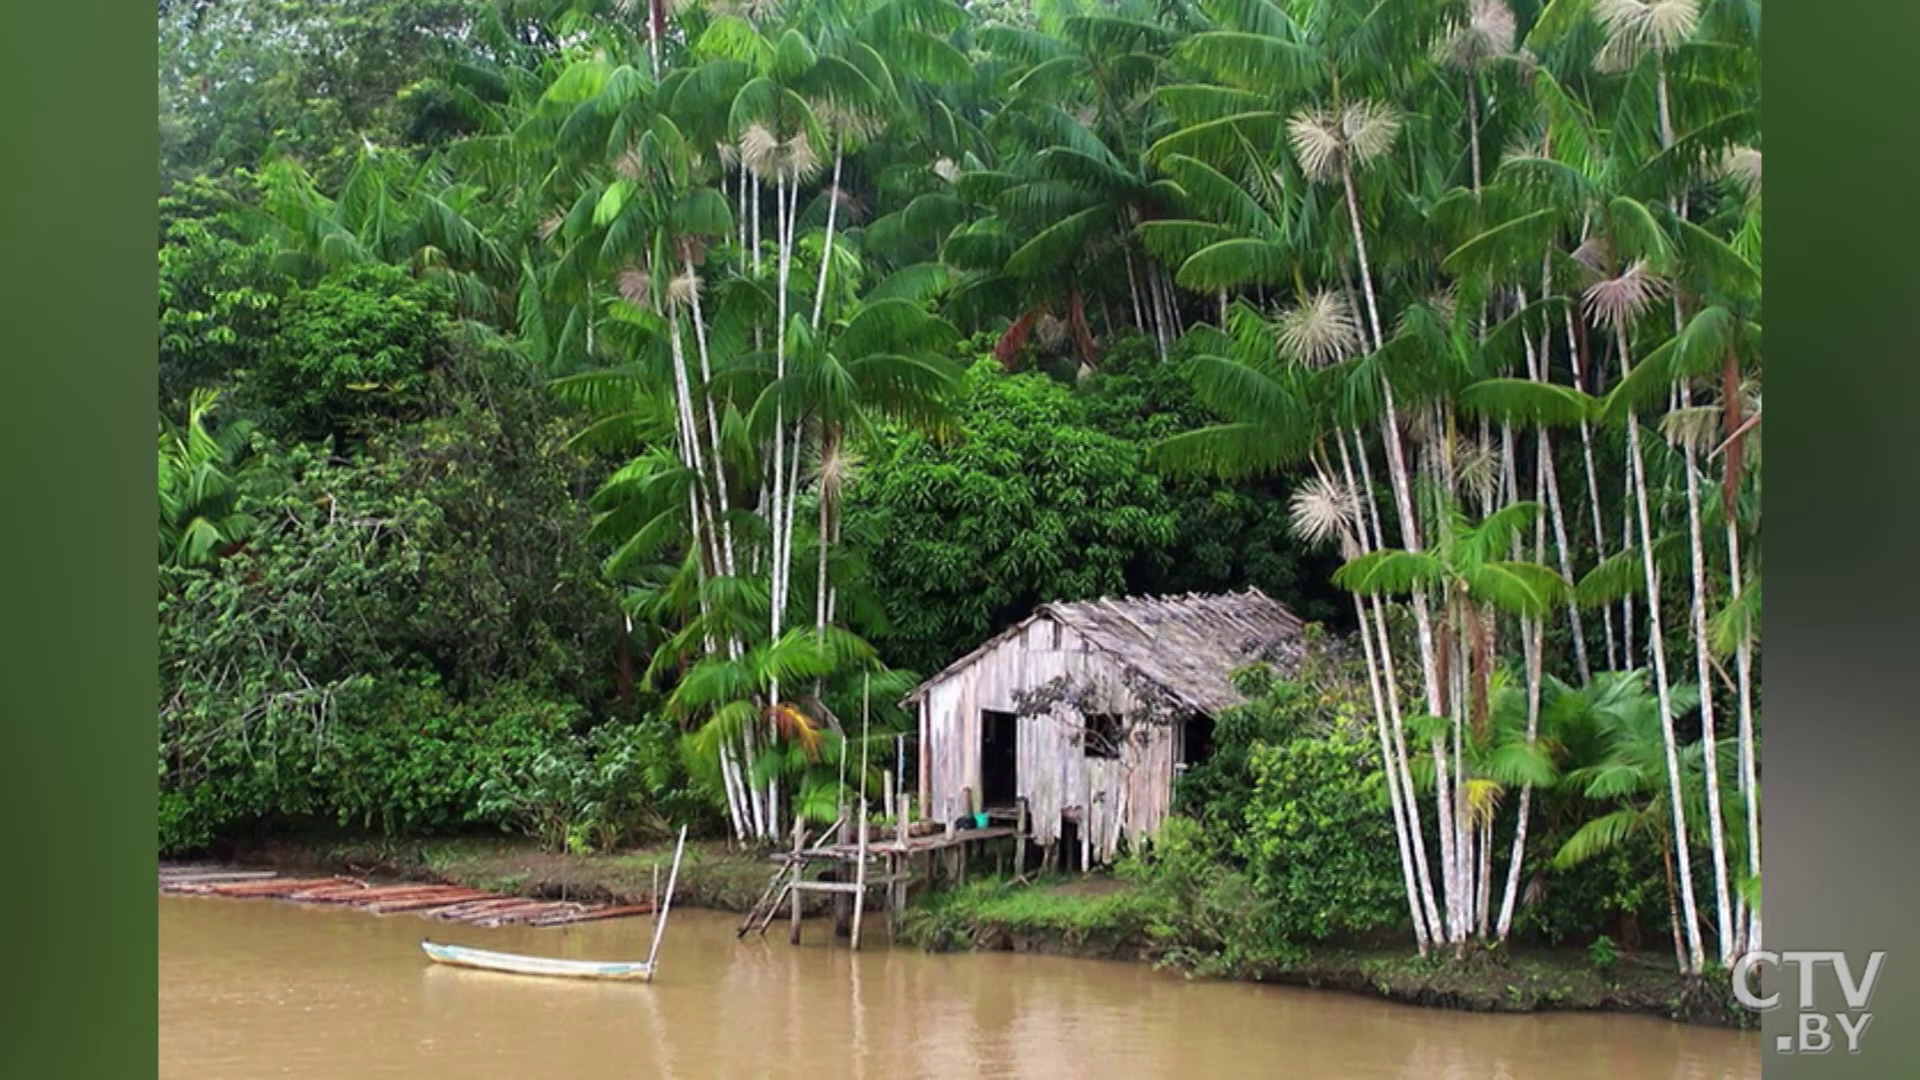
[896, 872, 1754, 1029]
[900, 876, 1166, 957]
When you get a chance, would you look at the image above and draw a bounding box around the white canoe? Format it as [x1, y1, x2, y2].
[419, 826, 687, 984]
[421, 941, 654, 981]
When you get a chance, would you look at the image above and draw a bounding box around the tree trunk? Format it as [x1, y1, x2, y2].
[1729, 520, 1760, 955]
[1680, 382, 1735, 966]
[1496, 616, 1544, 940]
[1522, 300, 1590, 681]
[811, 143, 844, 328]
[1663, 841, 1686, 973]
[1618, 324, 1705, 974]
[1340, 432, 1444, 939]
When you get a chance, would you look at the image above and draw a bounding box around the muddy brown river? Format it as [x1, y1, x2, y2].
[160, 895, 1759, 1078]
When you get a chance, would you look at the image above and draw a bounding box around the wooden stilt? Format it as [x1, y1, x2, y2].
[850, 817, 869, 951]
[889, 808, 908, 939]
[850, 670, 871, 952]
[1081, 812, 1092, 875]
[1014, 798, 1029, 882]
[788, 816, 806, 946]
[832, 874, 853, 939]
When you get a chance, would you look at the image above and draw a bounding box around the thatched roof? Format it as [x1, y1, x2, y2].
[904, 588, 1308, 716]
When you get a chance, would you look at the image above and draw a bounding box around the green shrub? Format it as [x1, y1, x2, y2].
[1239, 726, 1407, 943]
[1118, 817, 1305, 975]
[477, 718, 693, 854]
[250, 264, 448, 439]
[1588, 934, 1619, 971]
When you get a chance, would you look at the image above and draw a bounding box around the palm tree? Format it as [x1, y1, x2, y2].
[1335, 498, 1570, 947]
[1554, 668, 1749, 969]
[158, 389, 261, 570]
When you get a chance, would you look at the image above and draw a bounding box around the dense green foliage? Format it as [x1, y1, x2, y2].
[156, 0, 1760, 974]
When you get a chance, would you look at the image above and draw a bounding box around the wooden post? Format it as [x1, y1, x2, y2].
[651, 863, 661, 910]
[1014, 798, 1028, 879]
[643, 826, 688, 981]
[833, 872, 853, 939]
[883, 770, 895, 826]
[788, 816, 806, 945]
[850, 816, 869, 951]
[889, 807, 909, 938]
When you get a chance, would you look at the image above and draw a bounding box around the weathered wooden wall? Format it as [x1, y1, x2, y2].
[917, 615, 1180, 864]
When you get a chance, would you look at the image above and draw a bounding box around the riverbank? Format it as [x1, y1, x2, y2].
[212, 833, 1751, 1030]
[898, 878, 1753, 1029]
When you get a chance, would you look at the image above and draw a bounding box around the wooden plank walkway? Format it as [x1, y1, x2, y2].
[158, 864, 655, 928]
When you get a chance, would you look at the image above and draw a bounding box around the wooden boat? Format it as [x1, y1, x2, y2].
[420, 826, 687, 984]
[420, 941, 656, 981]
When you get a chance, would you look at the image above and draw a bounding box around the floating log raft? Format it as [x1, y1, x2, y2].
[158, 865, 654, 928]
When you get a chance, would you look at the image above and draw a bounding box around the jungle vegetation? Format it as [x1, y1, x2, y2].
[158, 0, 1760, 975]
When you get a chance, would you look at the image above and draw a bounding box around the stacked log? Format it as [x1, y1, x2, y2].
[158, 865, 654, 928]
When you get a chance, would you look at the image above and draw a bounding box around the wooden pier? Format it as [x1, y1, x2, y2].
[738, 790, 1029, 951]
[159, 865, 657, 928]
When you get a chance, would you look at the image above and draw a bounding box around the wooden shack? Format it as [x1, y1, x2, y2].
[903, 589, 1306, 867]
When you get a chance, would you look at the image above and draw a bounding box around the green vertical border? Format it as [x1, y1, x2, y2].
[0, 1, 155, 1075]
[1766, 2, 1920, 1076]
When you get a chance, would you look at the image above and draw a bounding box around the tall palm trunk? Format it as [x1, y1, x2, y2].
[1651, 55, 1735, 965]
[1615, 322, 1706, 974]
[1341, 158, 1462, 943]
[1340, 432, 1445, 940]
[1565, 230, 1619, 669]
[812, 143, 843, 328]
[1523, 285, 1591, 681]
[1327, 463, 1429, 954]
[1679, 381, 1735, 965]
[1729, 520, 1760, 953]
[1496, 614, 1545, 939]
[685, 256, 736, 577]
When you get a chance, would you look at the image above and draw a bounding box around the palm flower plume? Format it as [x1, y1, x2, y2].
[615, 145, 647, 182]
[1290, 475, 1360, 556]
[1593, 0, 1700, 73]
[815, 439, 862, 505]
[1719, 146, 1762, 196]
[1438, 0, 1518, 71]
[665, 269, 702, 310]
[1287, 100, 1401, 183]
[739, 123, 782, 180]
[784, 133, 824, 182]
[740, 124, 824, 182]
[1278, 290, 1363, 367]
[1583, 260, 1667, 332]
[1659, 404, 1723, 455]
[619, 265, 654, 307]
[1454, 436, 1504, 508]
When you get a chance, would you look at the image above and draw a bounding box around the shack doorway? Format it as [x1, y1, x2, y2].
[981, 708, 1019, 810]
